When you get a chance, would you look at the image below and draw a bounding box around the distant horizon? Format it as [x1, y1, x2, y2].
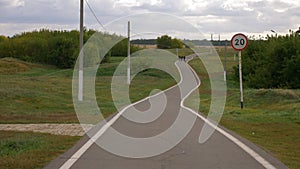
[1, 27, 294, 41]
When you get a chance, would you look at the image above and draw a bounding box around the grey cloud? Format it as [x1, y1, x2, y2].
[0, 0, 24, 7]
[0, 0, 78, 24]
[0, 0, 299, 37]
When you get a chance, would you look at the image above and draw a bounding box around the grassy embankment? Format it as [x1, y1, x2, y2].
[0, 56, 176, 168]
[0, 57, 175, 123]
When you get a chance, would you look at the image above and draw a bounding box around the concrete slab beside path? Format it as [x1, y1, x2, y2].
[0, 124, 94, 136]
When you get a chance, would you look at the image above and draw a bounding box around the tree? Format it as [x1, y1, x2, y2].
[48, 37, 77, 68]
[234, 29, 300, 89]
[110, 38, 142, 57]
[156, 35, 184, 49]
[171, 38, 183, 48]
[0, 29, 143, 68]
[157, 35, 172, 49]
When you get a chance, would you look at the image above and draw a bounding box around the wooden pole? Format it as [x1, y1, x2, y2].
[78, 0, 84, 101]
[224, 40, 227, 81]
[127, 21, 131, 84]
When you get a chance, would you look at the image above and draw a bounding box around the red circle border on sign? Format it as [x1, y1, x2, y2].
[231, 33, 249, 51]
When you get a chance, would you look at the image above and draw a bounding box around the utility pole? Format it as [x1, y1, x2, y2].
[78, 0, 84, 101]
[224, 40, 227, 81]
[210, 34, 213, 53]
[218, 34, 221, 53]
[127, 21, 131, 85]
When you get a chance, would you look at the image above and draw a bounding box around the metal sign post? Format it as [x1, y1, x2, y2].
[231, 33, 248, 109]
[238, 50, 243, 108]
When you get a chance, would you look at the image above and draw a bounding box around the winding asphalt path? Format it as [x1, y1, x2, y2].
[44, 58, 288, 169]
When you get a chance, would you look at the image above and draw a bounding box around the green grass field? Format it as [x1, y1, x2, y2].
[0, 58, 76, 123]
[0, 56, 176, 168]
[0, 57, 175, 123]
[0, 47, 299, 168]
[0, 131, 80, 169]
[188, 51, 300, 169]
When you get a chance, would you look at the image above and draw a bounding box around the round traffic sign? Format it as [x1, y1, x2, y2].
[231, 33, 248, 51]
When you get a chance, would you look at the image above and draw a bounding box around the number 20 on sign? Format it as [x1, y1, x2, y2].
[231, 33, 248, 109]
[231, 33, 248, 51]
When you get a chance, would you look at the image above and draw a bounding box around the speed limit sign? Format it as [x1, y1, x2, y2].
[231, 33, 248, 109]
[231, 33, 248, 51]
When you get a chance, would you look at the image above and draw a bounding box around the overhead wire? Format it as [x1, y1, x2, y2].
[84, 0, 106, 31]
[83, 0, 145, 38]
[83, 0, 144, 38]
[130, 29, 141, 37]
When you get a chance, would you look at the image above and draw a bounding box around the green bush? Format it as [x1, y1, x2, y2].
[235, 29, 300, 89]
[0, 29, 141, 68]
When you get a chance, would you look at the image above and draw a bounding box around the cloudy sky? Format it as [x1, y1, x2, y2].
[0, 0, 299, 39]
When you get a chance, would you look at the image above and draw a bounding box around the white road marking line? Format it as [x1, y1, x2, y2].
[191, 110, 276, 169]
[60, 56, 277, 169]
[184, 58, 277, 169]
[60, 61, 184, 169]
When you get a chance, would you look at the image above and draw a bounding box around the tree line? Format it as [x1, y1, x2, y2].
[157, 35, 183, 49]
[131, 35, 184, 49]
[132, 38, 231, 46]
[234, 29, 300, 89]
[0, 29, 141, 68]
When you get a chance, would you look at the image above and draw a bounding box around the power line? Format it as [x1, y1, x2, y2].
[84, 0, 106, 31]
[130, 29, 141, 37]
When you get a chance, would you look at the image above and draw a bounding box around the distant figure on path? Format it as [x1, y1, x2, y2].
[178, 56, 186, 62]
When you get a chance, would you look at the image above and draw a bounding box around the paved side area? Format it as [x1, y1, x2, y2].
[0, 124, 94, 136]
